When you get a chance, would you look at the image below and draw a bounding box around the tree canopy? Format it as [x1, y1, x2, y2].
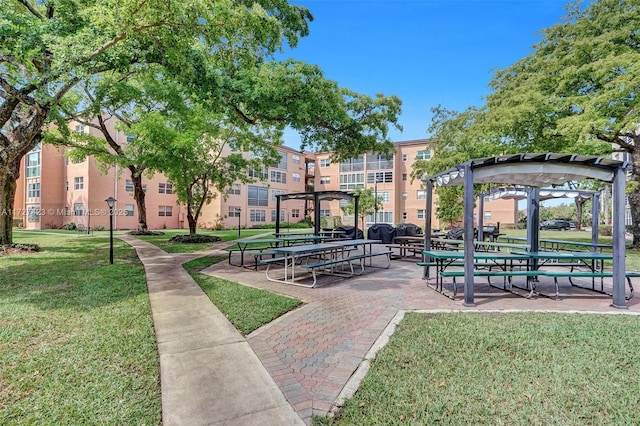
[0, 0, 401, 244]
[415, 0, 640, 236]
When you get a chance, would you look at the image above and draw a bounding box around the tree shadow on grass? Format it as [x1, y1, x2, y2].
[0, 237, 148, 312]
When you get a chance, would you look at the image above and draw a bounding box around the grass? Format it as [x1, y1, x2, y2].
[0, 231, 160, 425]
[183, 256, 303, 335]
[135, 228, 276, 253]
[321, 312, 640, 425]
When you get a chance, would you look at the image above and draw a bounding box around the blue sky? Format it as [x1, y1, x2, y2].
[280, 0, 581, 148]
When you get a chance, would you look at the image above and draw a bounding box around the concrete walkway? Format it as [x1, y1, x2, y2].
[120, 235, 304, 425]
[122, 234, 640, 425]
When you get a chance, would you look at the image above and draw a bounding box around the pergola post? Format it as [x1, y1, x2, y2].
[477, 194, 484, 242]
[353, 194, 360, 240]
[423, 179, 433, 279]
[275, 195, 281, 235]
[591, 193, 600, 251]
[526, 188, 540, 252]
[611, 166, 627, 308]
[463, 164, 475, 307]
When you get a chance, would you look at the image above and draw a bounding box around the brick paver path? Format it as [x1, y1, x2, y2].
[205, 253, 639, 424]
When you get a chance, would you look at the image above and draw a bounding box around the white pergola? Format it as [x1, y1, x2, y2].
[422, 153, 629, 308]
[477, 186, 602, 245]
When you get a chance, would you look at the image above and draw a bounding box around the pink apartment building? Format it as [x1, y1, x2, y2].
[13, 136, 517, 231]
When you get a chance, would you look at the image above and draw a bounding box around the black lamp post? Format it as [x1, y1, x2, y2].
[237, 208, 241, 238]
[105, 197, 116, 264]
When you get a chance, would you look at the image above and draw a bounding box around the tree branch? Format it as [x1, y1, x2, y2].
[16, 0, 44, 20]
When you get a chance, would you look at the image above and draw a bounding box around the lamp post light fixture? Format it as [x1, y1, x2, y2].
[105, 196, 116, 264]
[237, 207, 242, 238]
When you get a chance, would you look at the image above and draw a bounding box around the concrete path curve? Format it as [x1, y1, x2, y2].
[120, 235, 304, 425]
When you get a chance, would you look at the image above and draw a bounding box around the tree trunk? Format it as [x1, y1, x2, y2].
[185, 187, 197, 236]
[575, 198, 586, 231]
[629, 150, 640, 248]
[0, 161, 19, 245]
[129, 167, 148, 233]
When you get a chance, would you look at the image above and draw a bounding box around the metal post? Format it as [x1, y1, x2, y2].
[105, 197, 116, 264]
[238, 208, 241, 238]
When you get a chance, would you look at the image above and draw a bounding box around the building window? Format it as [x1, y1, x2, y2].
[248, 166, 268, 180]
[484, 211, 492, 221]
[366, 153, 393, 170]
[291, 209, 300, 219]
[125, 180, 134, 192]
[417, 190, 427, 200]
[339, 173, 364, 190]
[27, 206, 40, 222]
[367, 211, 393, 224]
[320, 176, 331, 184]
[402, 173, 407, 181]
[292, 172, 301, 182]
[73, 203, 84, 216]
[417, 209, 426, 219]
[126, 134, 135, 143]
[74, 177, 84, 190]
[250, 209, 266, 222]
[319, 210, 331, 217]
[402, 154, 407, 162]
[229, 206, 241, 217]
[375, 191, 390, 204]
[402, 212, 408, 220]
[416, 150, 431, 160]
[340, 155, 364, 172]
[270, 170, 287, 184]
[367, 171, 393, 184]
[159, 206, 173, 217]
[159, 183, 173, 194]
[272, 152, 288, 169]
[248, 186, 269, 206]
[228, 184, 241, 195]
[74, 124, 85, 133]
[271, 209, 286, 222]
[26, 152, 41, 178]
[125, 204, 134, 216]
[319, 158, 331, 167]
[402, 192, 408, 200]
[27, 182, 40, 198]
[292, 154, 301, 164]
[271, 189, 286, 202]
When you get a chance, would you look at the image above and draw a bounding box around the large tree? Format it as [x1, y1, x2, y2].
[0, 0, 313, 244]
[483, 0, 640, 244]
[341, 187, 382, 231]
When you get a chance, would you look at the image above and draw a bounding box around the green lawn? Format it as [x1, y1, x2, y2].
[501, 228, 640, 270]
[183, 256, 302, 335]
[1, 231, 160, 425]
[321, 312, 640, 425]
[135, 228, 279, 253]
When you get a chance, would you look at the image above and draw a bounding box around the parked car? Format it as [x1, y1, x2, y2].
[540, 219, 571, 230]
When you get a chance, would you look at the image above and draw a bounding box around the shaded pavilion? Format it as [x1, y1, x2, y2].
[274, 191, 360, 238]
[477, 186, 602, 245]
[422, 153, 629, 308]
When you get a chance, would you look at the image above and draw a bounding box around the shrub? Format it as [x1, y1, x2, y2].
[62, 222, 76, 230]
[599, 225, 612, 236]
